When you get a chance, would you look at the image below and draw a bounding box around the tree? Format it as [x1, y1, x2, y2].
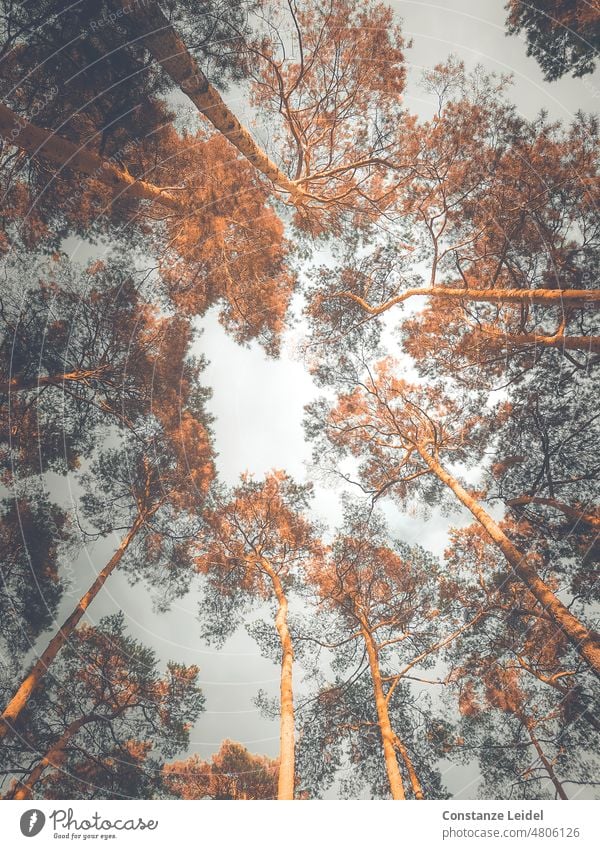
[308, 67, 600, 377]
[0, 100, 184, 212]
[247, 0, 408, 225]
[506, 1, 600, 80]
[154, 128, 295, 354]
[307, 358, 600, 676]
[0, 490, 68, 666]
[0, 1, 301, 342]
[195, 472, 319, 799]
[1, 613, 204, 799]
[297, 670, 451, 800]
[443, 523, 600, 741]
[0, 412, 214, 740]
[164, 740, 278, 799]
[119, 0, 408, 227]
[0, 252, 201, 477]
[451, 656, 597, 799]
[487, 359, 600, 603]
[0, 0, 255, 233]
[302, 504, 477, 799]
[113, 0, 303, 202]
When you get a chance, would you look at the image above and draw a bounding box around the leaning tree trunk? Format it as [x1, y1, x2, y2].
[507, 496, 600, 530]
[392, 733, 424, 799]
[472, 321, 600, 353]
[0, 514, 145, 741]
[417, 446, 600, 679]
[113, 0, 305, 203]
[0, 368, 112, 396]
[6, 715, 91, 800]
[260, 558, 296, 800]
[333, 285, 600, 316]
[517, 712, 568, 800]
[360, 622, 406, 800]
[0, 103, 183, 212]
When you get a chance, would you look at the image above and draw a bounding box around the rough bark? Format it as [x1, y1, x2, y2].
[113, 0, 305, 202]
[360, 621, 406, 800]
[260, 558, 295, 800]
[0, 514, 145, 741]
[417, 446, 600, 678]
[0, 102, 183, 212]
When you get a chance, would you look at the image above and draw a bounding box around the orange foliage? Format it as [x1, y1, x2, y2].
[164, 740, 278, 800]
[196, 471, 317, 596]
[156, 130, 295, 353]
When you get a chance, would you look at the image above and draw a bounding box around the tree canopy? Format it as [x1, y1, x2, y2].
[0, 0, 598, 803]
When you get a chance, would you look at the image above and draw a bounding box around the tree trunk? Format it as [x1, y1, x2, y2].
[392, 732, 424, 799]
[333, 285, 600, 315]
[6, 715, 91, 800]
[0, 102, 183, 212]
[0, 514, 145, 741]
[477, 326, 600, 353]
[260, 559, 295, 800]
[360, 622, 406, 799]
[507, 496, 600, 530]
[0, 369, 111, 396]
[417, 446, 600, 678]
[113, 0, 305, 203]
[518, 713, 568, 800]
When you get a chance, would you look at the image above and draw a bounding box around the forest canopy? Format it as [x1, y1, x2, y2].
[0, 0, 598, 802]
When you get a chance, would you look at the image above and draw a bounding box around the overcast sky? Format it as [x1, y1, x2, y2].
[46, 0, 600, 799]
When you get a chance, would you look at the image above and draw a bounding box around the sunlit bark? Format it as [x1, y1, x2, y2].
[417, 446, 600, 678]
[260, 557, 295, 800]
[331, 285, 600, 314]
[0, 513, 146, 741]
[360, 620, 406, 799]
[5, 715, 91, 800]
[473, 323, 600, 354]
[392, 733, 424, 799]
[507, 496, 600, 530]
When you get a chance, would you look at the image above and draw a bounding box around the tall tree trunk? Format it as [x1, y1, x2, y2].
[113, 0, 305, 203]
[417, 446, 600, 678]
[6, 715, 91, 800]
[260, 558, 295, 800]
[0, 103, 183, 212]
[518, 713, 568, 800]
[392, 732, 424, 799]
[0, 514, 145, 741]
[332, 285, 600, 315]
[0, 368, 111, 396]
[360, 622, 406, 799]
